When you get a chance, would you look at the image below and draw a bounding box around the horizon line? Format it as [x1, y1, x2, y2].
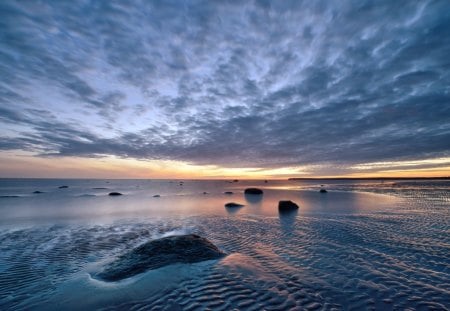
[0, 176, 449, 180]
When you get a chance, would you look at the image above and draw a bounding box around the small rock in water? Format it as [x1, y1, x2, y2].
[108, 192, 123, 196]
[319, 189, 328, 193]
[95, 234, 225, 281]
[33, 191, 44, 194]
[153, 194, 160, 197]
[244, 188, 263, 195]
[225, 202, 244, 208]
[233, 179, 239, 182]
[203, 192, 208, 195]
[278, 200, 299, 211]
[224, 191, 234, 195]
[58, 185, 69, 189]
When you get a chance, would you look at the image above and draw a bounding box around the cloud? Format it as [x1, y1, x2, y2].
[0, 0, 449, 174]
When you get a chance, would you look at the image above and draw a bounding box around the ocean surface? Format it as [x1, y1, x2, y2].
[0, 178, 449, 310]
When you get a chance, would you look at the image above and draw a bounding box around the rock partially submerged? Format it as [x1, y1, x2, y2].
[33, 191, 44, 194]
[58, 185, 69, 189]
[278, 200, 299, 212]
[320, 189, 328, 193]
[224, 191, 234, 195]
[108, 192, 123, 196]
[95, 234, 224, 281]
[153, 194, 160, 197]
[225, 202, 244, 208]
[244, 188, 263, 195]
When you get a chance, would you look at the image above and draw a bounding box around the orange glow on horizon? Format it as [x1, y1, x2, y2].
[0, 151, 449, 179]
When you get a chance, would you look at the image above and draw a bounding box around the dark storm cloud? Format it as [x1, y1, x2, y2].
[1, 0, 449, 171]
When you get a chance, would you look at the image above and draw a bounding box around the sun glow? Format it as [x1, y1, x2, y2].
[0, 151, 449, 179]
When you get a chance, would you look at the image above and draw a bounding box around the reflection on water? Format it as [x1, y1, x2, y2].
[278, 209, 298, 234]
[0, 179, 407, 226]
[244, 193, 263, 204]
[225, 205, 244, 215]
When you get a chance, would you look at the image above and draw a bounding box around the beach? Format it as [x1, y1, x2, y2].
[0, 179, 449, 310]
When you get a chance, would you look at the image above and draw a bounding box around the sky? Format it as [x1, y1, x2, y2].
[1, 0, 449, 179]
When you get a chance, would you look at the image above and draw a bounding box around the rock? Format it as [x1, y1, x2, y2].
[233, 179, 239, 182]
[203, 192, 208, 195]
[225, 202, 244, 208]
[95, 234, 224, 281]
[108, 192, 123, 196]
[319, 189, 328, 193]
[278, 200, 299, 212]
[92, 187, 108, 190]
[58, 185, 69, 189]
[33, 191, 44, 194]
[224, 191, 234, 195]
[264, 180, 268, 183]
[153, 194, 160, 197]
[244, 188, 263, 195]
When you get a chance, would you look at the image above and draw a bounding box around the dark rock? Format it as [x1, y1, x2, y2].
[95, 234, 224, 281]
[233, 179, 239, 182]
[264, 180, 268, 183]
[244, 188, 263, 195]
[0, 195, 20, 198]
[33, 191, 44, 194]
[153, 194, 160, 197]
[319, 189, 328, 193]
[278, 200, 299, 212]
[203, 192, 208, 195]
[108, 192, 123, 196]
[92, 187, 108, 190]
[224, 191, 233, 195]
[58, 185, 69, 189]
[225, 202, 244, 208]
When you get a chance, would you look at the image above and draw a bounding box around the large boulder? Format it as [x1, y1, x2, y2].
[95, 234, 225, 281]
[244, 188, 263, 195]
[278, 200, 299, 212]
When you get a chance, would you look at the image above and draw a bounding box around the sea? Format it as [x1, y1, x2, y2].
[0, 178, 449, 310]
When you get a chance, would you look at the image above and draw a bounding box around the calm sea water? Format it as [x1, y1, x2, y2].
[0, 179, 449, 310]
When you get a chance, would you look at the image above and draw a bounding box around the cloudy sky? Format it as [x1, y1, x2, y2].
[1, 0, 449, 178]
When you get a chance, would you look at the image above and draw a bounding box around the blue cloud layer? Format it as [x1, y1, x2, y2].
[1, 0, 449, 171]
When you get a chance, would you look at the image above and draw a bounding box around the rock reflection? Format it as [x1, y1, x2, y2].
[225, 205, 244, 215]
[278, 209, 298, 234]
[245, 193, 263, 204]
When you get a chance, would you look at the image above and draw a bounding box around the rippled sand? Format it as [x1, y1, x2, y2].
[0, 180, 449, 310]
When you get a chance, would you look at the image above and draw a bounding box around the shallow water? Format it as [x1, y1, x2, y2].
[0, 179, 449, 310]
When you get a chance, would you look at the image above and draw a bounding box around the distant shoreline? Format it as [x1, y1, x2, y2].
[0, 177, 449, 181]
[288, 177, 450, 181]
